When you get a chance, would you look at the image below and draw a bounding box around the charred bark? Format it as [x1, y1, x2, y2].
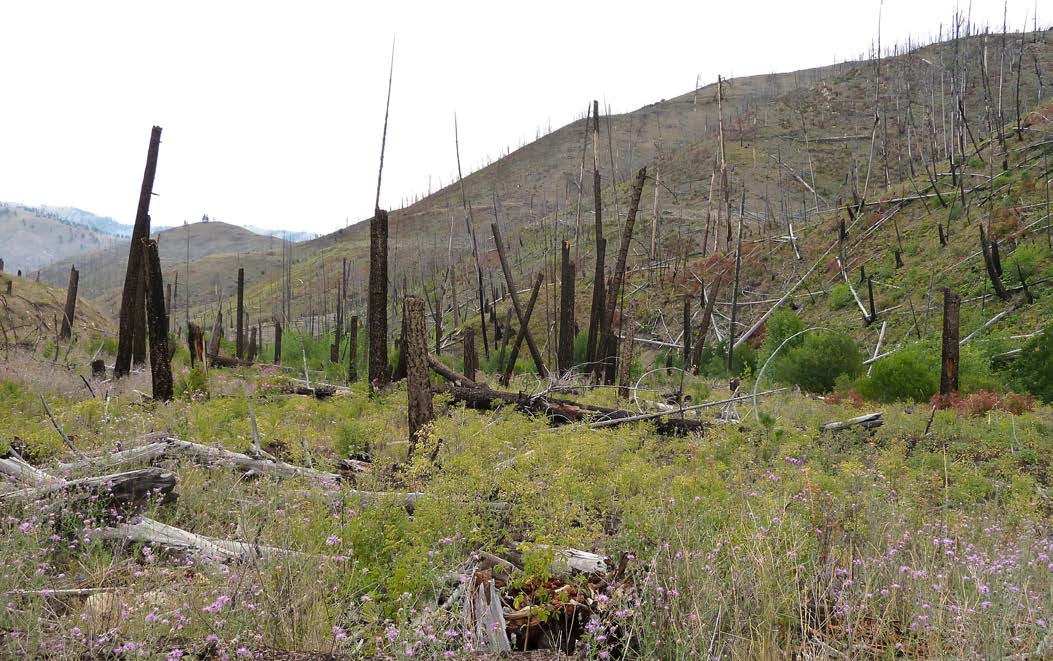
[59, 265, 79, 340]
[141, 239, 172, 402]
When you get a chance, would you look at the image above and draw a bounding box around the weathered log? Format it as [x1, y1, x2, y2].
[59, 264, 79, 340]
[821, 412, 884, 431]
[940, 288, 960, 395]
[2, 467, 176, 515]
[141, 239, 173, 401]
[429, 354, 476, 387]
[115, 126, 162, 378]
[405, 296, 433, 453]
[97, 518, 314, 564]
[437, 383, 706, 435]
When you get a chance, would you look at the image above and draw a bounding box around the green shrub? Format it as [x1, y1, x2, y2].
[758, 309, 804, 364]
[1013, 325, 1053, 402]
[827, 284, 853, 311]
[777, 332, 862, 393]
[859, 340, 998, 402]
[1003, 242, 1050, 285]
[174, 367, 209, 401]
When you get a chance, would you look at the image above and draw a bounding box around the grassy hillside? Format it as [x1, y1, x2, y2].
[0, 203, 118, 275]
[223, 32, 1051, 375]
[0, 270, 112, 345]
[40, 221, 289, 318]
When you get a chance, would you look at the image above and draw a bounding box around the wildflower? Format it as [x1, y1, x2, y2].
[325, 535, 341, 546]
[202, 595, 231, 613]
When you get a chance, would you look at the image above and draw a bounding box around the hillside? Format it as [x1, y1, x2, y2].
[0, 203, 118, 275]
[0, 270, 112, 344]
[231, 31, 1052, 361]
[39, 221, 289, 318]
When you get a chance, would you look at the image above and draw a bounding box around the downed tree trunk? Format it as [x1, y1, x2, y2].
[53, 434, 424, 510]
[821, 412, 884, 432]
[2, 467, 176, 515]
[436, 384, 706, 435]
[429, 354, 476, 387]
[500, 272, 544, 387]
[97, 518, 316, 563]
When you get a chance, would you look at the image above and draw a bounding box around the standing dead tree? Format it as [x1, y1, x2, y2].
[58, 265, 79, 341]
[599, 166, 647, 384]
[347, 315, 359, 383]
[691, 275, 722, 374]
[404, 296, 433, 457]
[115, 126, 162, 378]
[491, 223, 547, 378]
[557, 240, 575, 375]
[141, 239, 172, 402]
[455, 116, 490, 360]
[940, 288, 960, 395]
[463, 326, 478, 381]
[979, 226, 1011, 300]
[235, 267, 245, 359]
[368, 209, 390, 389]
[273, 320, 282, 365]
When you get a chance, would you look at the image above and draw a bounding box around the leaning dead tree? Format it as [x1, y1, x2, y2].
[599, 166, 647, 384]
[58, 264, 79, 340]
[115, 126, 162, 378]
[492, 222, 547, 379]
[142, 239, 172, 401]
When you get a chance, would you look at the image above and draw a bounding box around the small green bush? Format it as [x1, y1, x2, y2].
[1013, 325, 1053, 402]
[758, 309, 804, 364]
[827, 284, 853, 311]
[174, 367, 209, 401]
[778, 332, 862, 393]
[859, 340, 999, 402]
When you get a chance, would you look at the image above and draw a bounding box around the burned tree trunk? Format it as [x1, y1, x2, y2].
[368, 208, 390, 389]
[940, 288, 960, 395]
[979, 226, 1011, 300]
[491, 223, 547, 378]
[404, 296, 433, 456]
[246, 327, 258, 363]
[132, 269, 148, 367]
[393, 300, 408, 382]
[463, 326, 478, 381]
[691, 276, 722, 374]
[141, 239, 172, 402]
[59, 265, 79, 340]
[619, 305, 635, 399]
[208, 311, 223, 361]
[347, 315, 359, 383]
[187, 322, 200, 369]
[236, 268, 245, 359]
[867, 275, 878, 324]
[682, 296, 691, 364]
[273, 320, 283, 365]
[585, 240, 606, 368]
[115, 126, 162, 378]
[557, 240, 576, 375]
[165, 282, 172, 317]
[600, 166, 648, 384]
[500, 272, 544, 387]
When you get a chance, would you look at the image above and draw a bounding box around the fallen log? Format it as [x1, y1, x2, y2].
[1, 467, 176, 514]
[54, 434, 424, 511]
[428, 354, 476, 387]
[97, 517, 315, 563]
[821, 412, 883, 432]
[436, 384, 706, 435]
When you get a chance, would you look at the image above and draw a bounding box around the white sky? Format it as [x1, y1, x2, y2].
[0, 0, 1042, 234]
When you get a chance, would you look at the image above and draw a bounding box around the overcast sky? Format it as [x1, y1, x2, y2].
[0, 0, 1043, 234]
